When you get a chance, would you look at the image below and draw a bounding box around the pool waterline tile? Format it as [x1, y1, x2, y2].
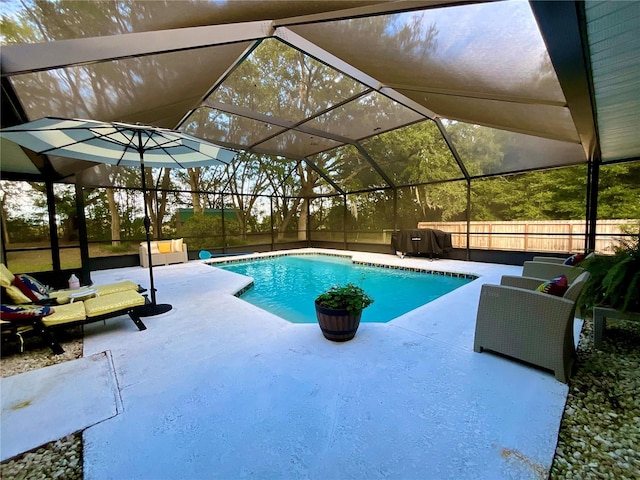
[215, 252, 475, 324]
[209, 251, 477, 280]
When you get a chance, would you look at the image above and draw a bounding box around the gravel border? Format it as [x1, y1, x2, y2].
[1, 319, 638, 479]
[550, 317, 640, 479]
[1, 328, 84, 480]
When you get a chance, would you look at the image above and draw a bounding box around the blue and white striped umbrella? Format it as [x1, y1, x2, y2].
[0, 117, 236, 316]
[0, 116, 236, 168]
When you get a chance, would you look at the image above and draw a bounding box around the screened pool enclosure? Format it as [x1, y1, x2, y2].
[1, 1, 638, 281]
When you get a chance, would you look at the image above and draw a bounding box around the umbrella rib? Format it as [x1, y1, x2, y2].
[17, 125, 135, 157]
[147, 130, 232, 167]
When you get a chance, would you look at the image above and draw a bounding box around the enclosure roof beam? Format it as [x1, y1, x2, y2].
[273, 1, 487, 27]
[303, 158, 345, 196]
[354, 143, 396, 190]
[0, 21, 274, 77]
[530, 0, 599, 161]
[435, 118, 470, 182]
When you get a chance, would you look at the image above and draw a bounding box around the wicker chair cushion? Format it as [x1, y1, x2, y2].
[563, 253, 585, 266]
[537, 274, 569, 296]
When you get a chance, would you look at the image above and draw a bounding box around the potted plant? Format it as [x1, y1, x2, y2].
[315, 283, 374, 342]
[578, 231, 640, 314]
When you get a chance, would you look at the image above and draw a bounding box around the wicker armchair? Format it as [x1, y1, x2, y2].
[522, 261, 585, 283]
[473, 272, 590, 383]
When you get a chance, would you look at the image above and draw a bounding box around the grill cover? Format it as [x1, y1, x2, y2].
[391, 229, 453, 256]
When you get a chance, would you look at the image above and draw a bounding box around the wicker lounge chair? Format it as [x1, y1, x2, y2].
[2, 289, 148, 355]
[521, 261, 585, 283]
[531, 252, 594, 265]
[473, 271, 590, 383]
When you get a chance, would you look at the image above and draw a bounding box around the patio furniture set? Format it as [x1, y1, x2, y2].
[1, 264, 149, 354]
[0, 252, 624, 384]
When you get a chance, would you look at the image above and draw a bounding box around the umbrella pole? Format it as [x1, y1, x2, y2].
[137, 147, 172, 317]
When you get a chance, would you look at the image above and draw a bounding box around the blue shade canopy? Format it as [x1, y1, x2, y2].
[0, 117, 236, 168]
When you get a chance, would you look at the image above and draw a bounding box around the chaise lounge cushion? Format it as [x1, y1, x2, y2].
[0, 263, 14, 287]
[42, 302, 87, 327]
[84, 290, 146, 317]
[4, 285, 34, 304]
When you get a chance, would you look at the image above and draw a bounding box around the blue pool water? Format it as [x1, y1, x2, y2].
[217, 254, 473, 323]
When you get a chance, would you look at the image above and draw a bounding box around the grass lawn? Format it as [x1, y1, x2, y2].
[5, 243, 139, 273]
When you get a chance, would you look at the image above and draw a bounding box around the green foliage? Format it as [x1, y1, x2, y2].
[578, 230, 640, 313]
[179, 213, 242, 250]
[315, 283, 374, 315]
[98, 242, 133, 254]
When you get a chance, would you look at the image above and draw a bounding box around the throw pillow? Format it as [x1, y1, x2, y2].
[157, 242, 172, 254]
[0, 304, 53, 321]
[537, 275, 569, 297]
[0, 263, 14, 287]
[4, 285, 33, 304]
[15, 274, 52, 300]
[12, 275, 40, 302]
[171, 238, 183, 253]
[563, 253, 585, 266]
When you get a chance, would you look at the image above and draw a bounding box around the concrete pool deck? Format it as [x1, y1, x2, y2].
[2, 248, 581, 479]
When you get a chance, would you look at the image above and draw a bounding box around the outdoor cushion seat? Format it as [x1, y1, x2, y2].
[47, 280, 141, 303]
[83, 290, 146, 317]
[473, 271, 590, 383]
[41, 301, 87, 327]
[139, 239, 188, 267]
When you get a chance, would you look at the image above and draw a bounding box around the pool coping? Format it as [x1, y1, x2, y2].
[205, 249, 478, 300]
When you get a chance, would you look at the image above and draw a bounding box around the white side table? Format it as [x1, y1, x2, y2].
[68, 288, 98, 303]
[593, 306, 640, 349]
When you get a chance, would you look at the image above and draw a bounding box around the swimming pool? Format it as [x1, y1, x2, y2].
[216, 254, 474, 323]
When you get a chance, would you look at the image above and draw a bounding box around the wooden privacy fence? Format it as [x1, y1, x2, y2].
[417, 220, 638, 253]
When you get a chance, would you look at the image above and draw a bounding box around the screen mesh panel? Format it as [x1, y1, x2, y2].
[208, 39, 367, 124]
[308, 145, 389, 192]
[360, 121, 463, 186]
[182, 107, 285, 148]
[443, 121, 586, 176]
[10, 43, 251, 128]
[289, 1, 565, 104]
[0, 1, 381, 43]
[301, 91, 424, 141]
[253, 130, 342, 159]
[397, 90, 580, 144]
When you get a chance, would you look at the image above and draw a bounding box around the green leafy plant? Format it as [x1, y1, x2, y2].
[578, 231, 640, 313]
[315, 283, 374, 315]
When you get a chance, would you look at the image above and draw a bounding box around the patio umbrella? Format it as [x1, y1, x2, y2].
[0, 117, 236, 316]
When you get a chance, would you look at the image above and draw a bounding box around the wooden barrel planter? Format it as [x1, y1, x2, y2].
[315, 302, 362, 342]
